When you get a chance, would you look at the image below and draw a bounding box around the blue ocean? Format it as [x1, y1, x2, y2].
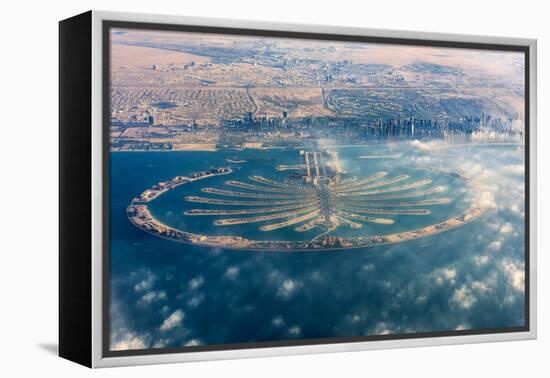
[109, 142, 526, 351]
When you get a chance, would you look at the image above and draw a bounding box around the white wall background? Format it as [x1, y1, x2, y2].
[0, 0, 546, 375]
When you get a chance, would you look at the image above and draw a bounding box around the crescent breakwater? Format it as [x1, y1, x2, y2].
[132, 166, 233, 203]
[127, 199, 487, 251]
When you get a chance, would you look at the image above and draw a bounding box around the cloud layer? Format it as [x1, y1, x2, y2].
[109, 142, 526, 350]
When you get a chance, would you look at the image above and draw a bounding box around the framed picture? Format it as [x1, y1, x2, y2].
[59, 10, 537, 368]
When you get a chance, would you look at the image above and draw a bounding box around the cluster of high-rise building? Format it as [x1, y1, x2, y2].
[216, 112, 523, 143]
[109, 108, 524, 151]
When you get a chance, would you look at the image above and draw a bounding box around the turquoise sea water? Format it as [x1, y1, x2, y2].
[109, 142, 526, 351]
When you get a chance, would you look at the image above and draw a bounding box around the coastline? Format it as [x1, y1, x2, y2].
[110, 140, 524, 153]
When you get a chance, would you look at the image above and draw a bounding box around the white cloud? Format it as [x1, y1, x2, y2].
[288, 326, 301, 336]
[310, 271, 323, 282]
[509, 203, 522, 215]
[487, 221, 501, 232]
[134, 272, 155, 292]
[410, 139, 445, 152]
[187, 294, 204, 308]
[152, 338, 171, 348]
[224, 266, 240, 280]
[504, 294, 517, 304]
[502, 164, 524, 176]
[471, 281, 491, 294]
[474, 255, 490, 266]
[188, 276, 205, 290]
[466, 163, 484, 176]
[271, 316, 285, 327]
[111, 332, 147, 351]
[372, 322, 392, 335]
[268, 270, 283, 282]
[501, 259, 525, 292]
[433, 267, 457, 285]
[452, 286, 476, 309]
[500, 223, 513, 234]
[139, 290, 167, 305]
[277, 279, 298, 298]
[442, 268, 457, 281]
[362, 264, 375, 272]
[488, 240, 502, 252]
[184, 339, 202, 347]
[474, 191, 496, 210]
[160, 309, 184, 331]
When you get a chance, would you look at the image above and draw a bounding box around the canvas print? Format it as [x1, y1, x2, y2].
[107, 26, 527, 353]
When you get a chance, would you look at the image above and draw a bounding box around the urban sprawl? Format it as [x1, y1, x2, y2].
[110, 30, 525, 151]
